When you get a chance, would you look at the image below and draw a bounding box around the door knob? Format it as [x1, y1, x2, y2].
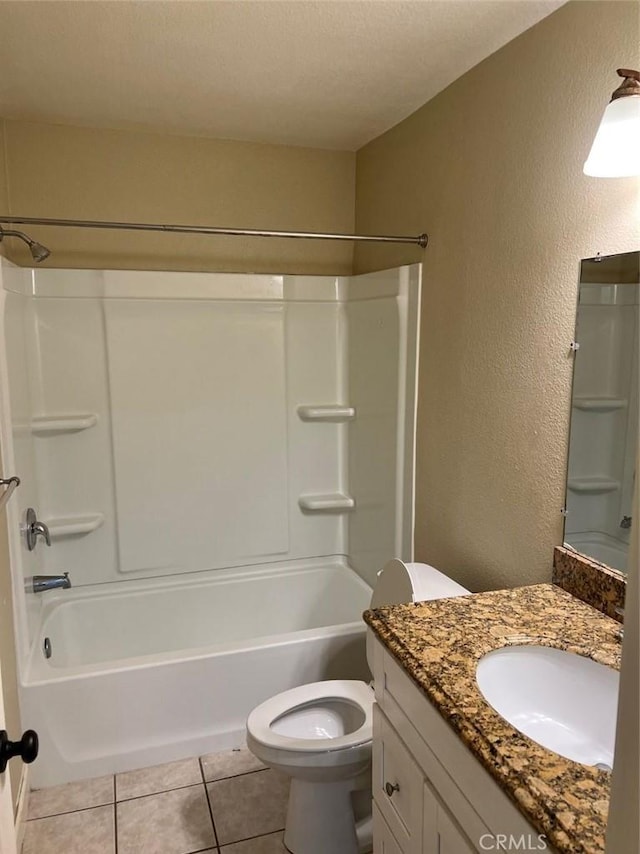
[25, 508, 51, 551]
[0, 730, 38, 773]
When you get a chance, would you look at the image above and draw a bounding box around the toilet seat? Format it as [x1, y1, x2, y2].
[245, 563, 470, 854]
[248, 680, 373, 753]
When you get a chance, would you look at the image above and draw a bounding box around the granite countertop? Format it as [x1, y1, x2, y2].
[363, 583, 622, 854]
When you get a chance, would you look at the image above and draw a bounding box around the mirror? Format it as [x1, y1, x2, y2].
[564, 251, 639, 574]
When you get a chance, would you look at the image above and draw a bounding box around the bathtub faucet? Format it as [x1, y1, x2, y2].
[30, 573, 71, 594]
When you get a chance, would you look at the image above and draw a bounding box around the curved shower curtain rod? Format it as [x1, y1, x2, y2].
[0, 215, 429, 249]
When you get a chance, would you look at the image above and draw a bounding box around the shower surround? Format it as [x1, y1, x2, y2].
[0, 262, 420, 785]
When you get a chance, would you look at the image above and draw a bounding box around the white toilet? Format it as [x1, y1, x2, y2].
[246, 560, 470, 854]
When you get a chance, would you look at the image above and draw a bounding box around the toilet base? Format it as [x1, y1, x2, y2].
[283, 778, 372, 854]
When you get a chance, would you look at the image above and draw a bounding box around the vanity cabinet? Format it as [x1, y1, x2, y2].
[368, 631, 555, 854]
[373, 705, 476, 854]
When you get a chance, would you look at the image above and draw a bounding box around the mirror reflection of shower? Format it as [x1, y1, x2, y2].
[565, 251, 639, 574]
[0, 225, 50, 262]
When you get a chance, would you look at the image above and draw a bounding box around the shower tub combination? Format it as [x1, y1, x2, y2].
[22, 560, 371, 787]
[0, 263, 419, 787]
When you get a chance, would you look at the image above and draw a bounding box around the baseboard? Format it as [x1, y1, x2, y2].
[14, 764, 30, 854]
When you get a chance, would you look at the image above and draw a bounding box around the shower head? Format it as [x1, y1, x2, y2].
[27, 239, 50, 263]
[0, 226, 51, 263]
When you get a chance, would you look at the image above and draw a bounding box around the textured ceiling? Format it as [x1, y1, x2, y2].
[0, 1, 564, 151]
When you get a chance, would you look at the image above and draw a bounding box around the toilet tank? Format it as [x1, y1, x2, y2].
[366, 559, 470, 672]
[370, 559, 470, 608]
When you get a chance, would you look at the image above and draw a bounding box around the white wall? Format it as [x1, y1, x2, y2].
[347, 265, 420, 586]
[2, 265, 420, 663]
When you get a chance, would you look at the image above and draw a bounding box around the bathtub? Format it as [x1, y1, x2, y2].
[564, 533, 628, 573]
[21, 559, 372, 787]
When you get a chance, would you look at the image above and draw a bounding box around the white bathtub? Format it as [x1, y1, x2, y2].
[564, 533, 628, 573]
[22, 559, 372, 787]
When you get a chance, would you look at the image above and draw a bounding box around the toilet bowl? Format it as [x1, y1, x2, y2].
[246, 560, 470, 854]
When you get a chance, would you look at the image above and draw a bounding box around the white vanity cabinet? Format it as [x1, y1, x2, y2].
[368, 631, 555, 854]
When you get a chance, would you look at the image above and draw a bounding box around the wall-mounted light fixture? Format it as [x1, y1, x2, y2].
[584, 69, 640, 177]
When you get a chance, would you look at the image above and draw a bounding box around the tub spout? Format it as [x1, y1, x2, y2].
[30, 573, 71, 594]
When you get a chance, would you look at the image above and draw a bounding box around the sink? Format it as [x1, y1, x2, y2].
[476, 645, 619, 768]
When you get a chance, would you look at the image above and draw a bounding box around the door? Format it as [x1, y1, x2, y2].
[0, 261, 19, 854]
[0, 657, 17, 854]
[436, 806, 475, 854]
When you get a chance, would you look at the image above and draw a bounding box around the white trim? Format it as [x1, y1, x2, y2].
[14, 765, 30, 854]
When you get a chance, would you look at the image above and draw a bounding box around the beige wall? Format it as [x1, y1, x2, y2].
[354, 0, 640, 591]
[0, 127, 9, 260]
[0, 119, 356, 274]
[0, 129, 7, 220]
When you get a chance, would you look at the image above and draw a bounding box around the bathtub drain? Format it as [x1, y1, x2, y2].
[43, 637, 52, 659]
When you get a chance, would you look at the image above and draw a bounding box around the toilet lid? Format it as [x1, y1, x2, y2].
[247, 680, 373, 753]
[370, 559, 470, 609]
[367, 560, 470, 673]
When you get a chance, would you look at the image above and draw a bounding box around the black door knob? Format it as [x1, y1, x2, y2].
[0, 730, 39, 773]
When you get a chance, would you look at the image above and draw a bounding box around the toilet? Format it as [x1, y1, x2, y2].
[246, 560, 470, 854]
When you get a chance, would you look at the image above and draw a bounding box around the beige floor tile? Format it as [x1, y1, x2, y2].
[28, 775, 114, 819]
[116, 757, 202, 800]
[207, 769, 289, 846]
[200, 747, 265, 782]
[23, 805, 115, 854]
[116, 784, 216, 854]
[221, 831, 287, 852]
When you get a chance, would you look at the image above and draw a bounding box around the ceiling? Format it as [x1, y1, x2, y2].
[0, 1, 564, 151]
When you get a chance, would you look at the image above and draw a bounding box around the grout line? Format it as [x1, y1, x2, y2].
[200, 757, 221, 851]
[218, 828, 286, 850]
[116, 781, 204, 804]
[203, 767, 268, 785]
[113, 777, 118, 854]
[26, 801, 115, 822]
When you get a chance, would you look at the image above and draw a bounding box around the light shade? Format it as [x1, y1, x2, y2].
[584, 81, 640, 177]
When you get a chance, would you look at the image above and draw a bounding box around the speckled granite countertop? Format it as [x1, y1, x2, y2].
[364, 583, 622, 854]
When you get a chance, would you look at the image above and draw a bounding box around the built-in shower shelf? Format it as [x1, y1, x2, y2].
[298, 493, 355, 512]
[572, 397, 627, 412]
[567, 477, 620, 494]
[297, 405, 356, 422]
[32, 413, 98, 435]
[46, 513, 105, 539]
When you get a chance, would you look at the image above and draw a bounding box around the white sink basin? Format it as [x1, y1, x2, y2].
[476, 645, 619, 768]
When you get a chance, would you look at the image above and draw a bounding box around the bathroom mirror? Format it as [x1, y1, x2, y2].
[564, 251, 639, 574]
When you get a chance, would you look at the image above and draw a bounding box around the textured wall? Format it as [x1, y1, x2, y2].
[0, 127, 10, 260]
[1, 119, 356, 274]
[0, 129, 7, 216]
[354, 1, 640, 591]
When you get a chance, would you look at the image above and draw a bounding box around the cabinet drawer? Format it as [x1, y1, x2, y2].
[373, 803, 405, 854]
[373, 704, 424, 853]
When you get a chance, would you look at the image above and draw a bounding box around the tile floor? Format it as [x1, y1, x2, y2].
[23, 748, 290, 854]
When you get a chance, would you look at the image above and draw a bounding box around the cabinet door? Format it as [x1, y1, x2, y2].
[421, 780, 439, 854]
[373, 706, 424, 853]
[373, 803, 405, 854]
[437, 804, 476, 854]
